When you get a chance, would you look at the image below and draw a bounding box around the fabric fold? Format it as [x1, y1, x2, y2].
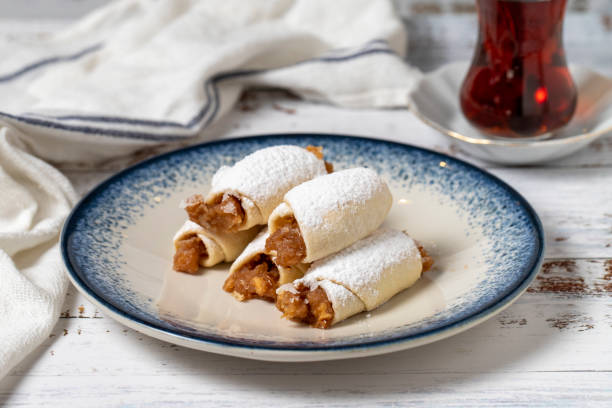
[0, 126, 77, 380]
[0, 0, 420, 163]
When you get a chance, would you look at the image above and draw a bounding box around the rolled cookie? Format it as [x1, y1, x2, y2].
[223, 228, 309, 301]
[266, 167, 392, 267]
[172, 220, 260, 273]
[184, 145, 328, 232]
[276, 228, 430, 328]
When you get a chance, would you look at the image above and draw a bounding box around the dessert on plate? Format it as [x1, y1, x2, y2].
[170, 144, 433, 329]
[265, 167, 392, 268]
[276, 227, 433, 328]
[173, 144, 331, 272]
[223, 228, 309, 301]
[183, 145, 331, 233]
[172, 220, 260, 274]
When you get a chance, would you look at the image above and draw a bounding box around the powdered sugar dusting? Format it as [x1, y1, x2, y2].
[229, 228, 269, 275]
[277, 276, 365, 325]
[208, 145, 327, 221]
[315, 280, 365, 324]
[307, 228, 422, 310]
[277, 228, 422, 324]
[173, 220, 205, 242]
[283, 167, 392, 262]
[277, 283, 300, 295]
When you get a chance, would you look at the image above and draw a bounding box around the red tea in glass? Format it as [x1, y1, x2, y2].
[460, 0, 577, 138]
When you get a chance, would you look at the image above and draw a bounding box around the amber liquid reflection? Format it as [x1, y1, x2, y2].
[460, 0, 577, 138]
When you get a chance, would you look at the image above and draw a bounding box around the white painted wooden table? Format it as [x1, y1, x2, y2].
[2, 3, 612, 406]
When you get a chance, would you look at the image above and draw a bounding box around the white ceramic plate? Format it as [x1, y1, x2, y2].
[408, 62, 612, 165]
[61, 134, 544, 361]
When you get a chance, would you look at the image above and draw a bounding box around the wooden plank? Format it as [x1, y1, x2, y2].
[2, 371, 611, 407]
[527, 259, 612, 297]
[3, 295, 612, 407]
[489, 168, 612, 258]
[49, 297, 606, 373]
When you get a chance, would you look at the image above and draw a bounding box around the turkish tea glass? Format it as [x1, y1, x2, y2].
[460, 0, 577, 139]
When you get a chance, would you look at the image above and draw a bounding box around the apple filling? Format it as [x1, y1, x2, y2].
[223, 254, 280, 301]
[265, 216, 306, 268]
[184, 193, 245, 233]
[276, 284, 334, 329]
[173, 235, 208, 274]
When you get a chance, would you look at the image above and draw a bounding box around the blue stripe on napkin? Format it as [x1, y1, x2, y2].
[0, 41, 397, 141]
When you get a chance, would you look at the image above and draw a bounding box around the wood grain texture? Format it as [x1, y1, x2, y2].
[3, 371, 610, 407]
[2, 270, 611, 406]
[490, 168, 612, 258]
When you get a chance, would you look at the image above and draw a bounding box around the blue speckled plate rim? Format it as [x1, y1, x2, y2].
[60, 133, 545, 353]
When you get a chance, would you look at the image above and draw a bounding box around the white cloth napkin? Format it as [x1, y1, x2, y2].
[0, 126, 77, 380]
[0, 0, 420, 163]
[0, 0, 420, 379]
